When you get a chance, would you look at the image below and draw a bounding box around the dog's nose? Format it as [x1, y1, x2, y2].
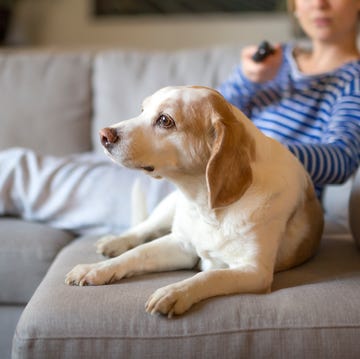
[99, 127, 119, 147]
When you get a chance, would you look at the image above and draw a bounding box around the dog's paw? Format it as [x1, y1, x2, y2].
[145, 283, 193, 318]
[96, 234, 137, 257]
[65, 263, 118, 286]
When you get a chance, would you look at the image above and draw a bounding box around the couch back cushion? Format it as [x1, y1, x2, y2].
[92, 45, 240, 153]
[0, 52, 92, 156]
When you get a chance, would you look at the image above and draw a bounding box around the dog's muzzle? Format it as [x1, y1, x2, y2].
[99, 127, 119, 149]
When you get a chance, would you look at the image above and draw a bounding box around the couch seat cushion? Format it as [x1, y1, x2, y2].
[0, 218, 74, 304]
[13, 235, 360, 359]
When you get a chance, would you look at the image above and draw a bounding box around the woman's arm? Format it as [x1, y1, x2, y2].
[218, 65, 261, 117]
[218, 44, 283, 116]
[286, 93, 360, 186]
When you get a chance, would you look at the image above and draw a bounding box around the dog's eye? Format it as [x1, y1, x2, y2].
[156, 115, 175, 129]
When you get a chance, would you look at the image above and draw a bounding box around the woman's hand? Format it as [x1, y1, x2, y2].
[241, 44, 283, 83]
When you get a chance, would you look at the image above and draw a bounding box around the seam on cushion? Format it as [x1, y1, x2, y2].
[13, 325, 360, 342]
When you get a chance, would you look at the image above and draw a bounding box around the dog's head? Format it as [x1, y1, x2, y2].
[100, 86, 254, 209]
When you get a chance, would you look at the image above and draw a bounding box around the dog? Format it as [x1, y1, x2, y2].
[65, 86, 324, 317]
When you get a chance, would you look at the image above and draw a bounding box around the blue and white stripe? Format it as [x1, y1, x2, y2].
[218, 43, 360, 198]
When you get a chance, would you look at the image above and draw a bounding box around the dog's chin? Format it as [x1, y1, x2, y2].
[102, 149, 162, 179]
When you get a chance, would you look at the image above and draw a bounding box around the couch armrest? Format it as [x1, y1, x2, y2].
[349, 167, 360, 249]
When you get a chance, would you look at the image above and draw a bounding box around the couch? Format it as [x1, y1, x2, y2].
[1, 44, 360, 359]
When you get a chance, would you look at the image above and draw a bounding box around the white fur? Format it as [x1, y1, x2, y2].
[65, 86, 323, 318]
[130, 179, 148, 226]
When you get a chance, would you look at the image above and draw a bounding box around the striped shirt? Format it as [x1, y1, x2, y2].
[218, 43, 360, 199]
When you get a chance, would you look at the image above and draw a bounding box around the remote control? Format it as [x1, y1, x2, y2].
[252, 41, 275, 63]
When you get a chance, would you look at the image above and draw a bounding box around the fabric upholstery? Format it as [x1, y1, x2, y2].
[0, 52, 92, 156]
[13, 235, 360, 359]
[350, 168, 360, 249]
[0, 218, 74, 304]
[0, 306, 23, 359]
[323, 177, 353, 236]
[0, 148, 174, 236]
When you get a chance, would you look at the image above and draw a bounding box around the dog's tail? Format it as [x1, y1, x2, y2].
[131, 178, 148, 227]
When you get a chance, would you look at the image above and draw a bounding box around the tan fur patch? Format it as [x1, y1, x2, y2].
[275, 177, 324, 272]
[204, 90, 255, 209]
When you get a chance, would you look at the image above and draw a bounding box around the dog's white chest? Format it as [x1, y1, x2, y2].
[172, 196, 235, 270]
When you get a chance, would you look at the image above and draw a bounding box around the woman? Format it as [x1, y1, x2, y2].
[218, 0, 360, 200]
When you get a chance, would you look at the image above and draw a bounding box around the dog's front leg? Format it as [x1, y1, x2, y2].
[96, 191, 177, 257]
[146, 267, 273, 318]
[65, 234, 198, 286]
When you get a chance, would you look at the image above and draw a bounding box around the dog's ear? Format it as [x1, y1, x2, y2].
[206, 108, 254, 209]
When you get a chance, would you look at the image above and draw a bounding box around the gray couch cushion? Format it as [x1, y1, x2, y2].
[13, 235, 360, 359]
[350, 168, 360, 249]
[0, 306, 24, 359]
[0, 52, 92, 156]
[0, 218, 74, 304]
